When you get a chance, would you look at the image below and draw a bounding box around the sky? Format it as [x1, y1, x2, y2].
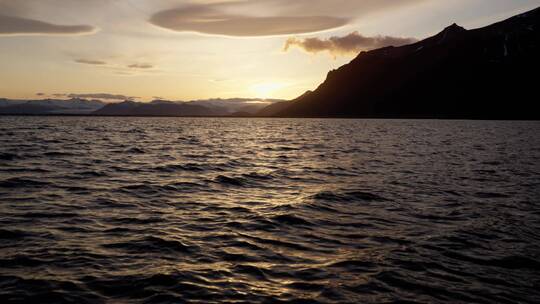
[1, 0, 539, 101]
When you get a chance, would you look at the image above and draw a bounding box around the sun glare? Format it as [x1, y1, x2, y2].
[250, 83, 284, 99]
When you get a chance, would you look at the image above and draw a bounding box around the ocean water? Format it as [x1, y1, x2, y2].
[1, 116, 539, 303]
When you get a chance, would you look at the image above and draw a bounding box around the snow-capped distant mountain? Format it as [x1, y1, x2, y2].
[0, 99, 25, 107]
[0, 97, 284, 116]
[30, 98, 105, 110]
[0, 98, 106, 114]
[92, 98, 284, 116]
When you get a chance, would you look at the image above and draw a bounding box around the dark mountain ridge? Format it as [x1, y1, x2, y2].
[0, 98, 105, 115]
[0, 98, 283, 116]
[92, 98, 282, 116]
[92, 100, 216, 116]
[266, 7, 540, 119]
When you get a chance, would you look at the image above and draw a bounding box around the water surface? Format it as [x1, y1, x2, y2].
[1, 117, 539, 303]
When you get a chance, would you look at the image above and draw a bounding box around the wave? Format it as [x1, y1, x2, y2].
[0, 177, 51, 188]
[0, 275, 99, 303]
[214, 175, 247, 187]
[0, 256, 48, 268]
[443, 251, 540, 270]
[309, 190, 389, 202]
[242, 171, 275, 180]
[77, 170, 109, 177]
[126, 147, 145, 154]
[18, 212, 80, 219]
[154, 163, 215, 172]
[0, 152, 19, 160]
[103, 236, 196, 254]
[238, 234, 312, 252]
[0, 229, 31, 240]
[43, 151, 76, 157]
[270, 214, 313, 226]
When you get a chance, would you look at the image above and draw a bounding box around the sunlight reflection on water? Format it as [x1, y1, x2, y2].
[1, 117, 539, 303]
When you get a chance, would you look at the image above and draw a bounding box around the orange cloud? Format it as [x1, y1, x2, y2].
[284, 31, 417, 56]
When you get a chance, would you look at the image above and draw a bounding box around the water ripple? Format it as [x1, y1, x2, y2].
[1, 117, 539, 303]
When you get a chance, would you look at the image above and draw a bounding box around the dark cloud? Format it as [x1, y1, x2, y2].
[284, 31, 417, 56]
[0, 14, 95, 36]
[67, 93, 134, 100]
[128, 63, 154, 69]
[36, 92, 45, 96]
[149, 5, 348, 37]
[75, 59, 107, 65]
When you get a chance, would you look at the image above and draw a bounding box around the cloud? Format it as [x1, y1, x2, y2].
[128, 63, 154, 69]
[284, 31, 418, 56]
[67, 93, 134, 100]
[1, 0, 422, 38]
[36, 92, 45, 96]
[0, 14, 96, 36]
[149, 5, 348, 37]
[73, 58, 156, 73]
[232, 0, 422, 18]
[75, 59, 107, 65]
[149, 0, 425, 37]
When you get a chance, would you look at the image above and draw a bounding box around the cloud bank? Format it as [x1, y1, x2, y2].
[284, 31, 418, 56]
[0, 14, 95, 36]
[67, 93, 134, 100]
[149, 5, 348, 37]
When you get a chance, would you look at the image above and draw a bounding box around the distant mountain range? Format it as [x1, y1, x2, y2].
[92, 98, 282, 116]
[0, 98, 105, 115]
[0, 98, 283, 116]
[257, 7, 540, 119]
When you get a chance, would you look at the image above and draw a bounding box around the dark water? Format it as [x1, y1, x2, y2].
[1, 117, 540, 303]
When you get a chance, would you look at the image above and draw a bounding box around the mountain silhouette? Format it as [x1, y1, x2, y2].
[92, 99, 282, 116]
[0, 98, 105, 115]
[262, 7, 540, 119]
[92, 100, 216, 116]
[255, 100, 294, 117]
[0, 98, 283, 116]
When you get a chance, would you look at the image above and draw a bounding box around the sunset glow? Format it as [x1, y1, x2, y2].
[1, 0, 539, 101]
[250, 83, 286, 99]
